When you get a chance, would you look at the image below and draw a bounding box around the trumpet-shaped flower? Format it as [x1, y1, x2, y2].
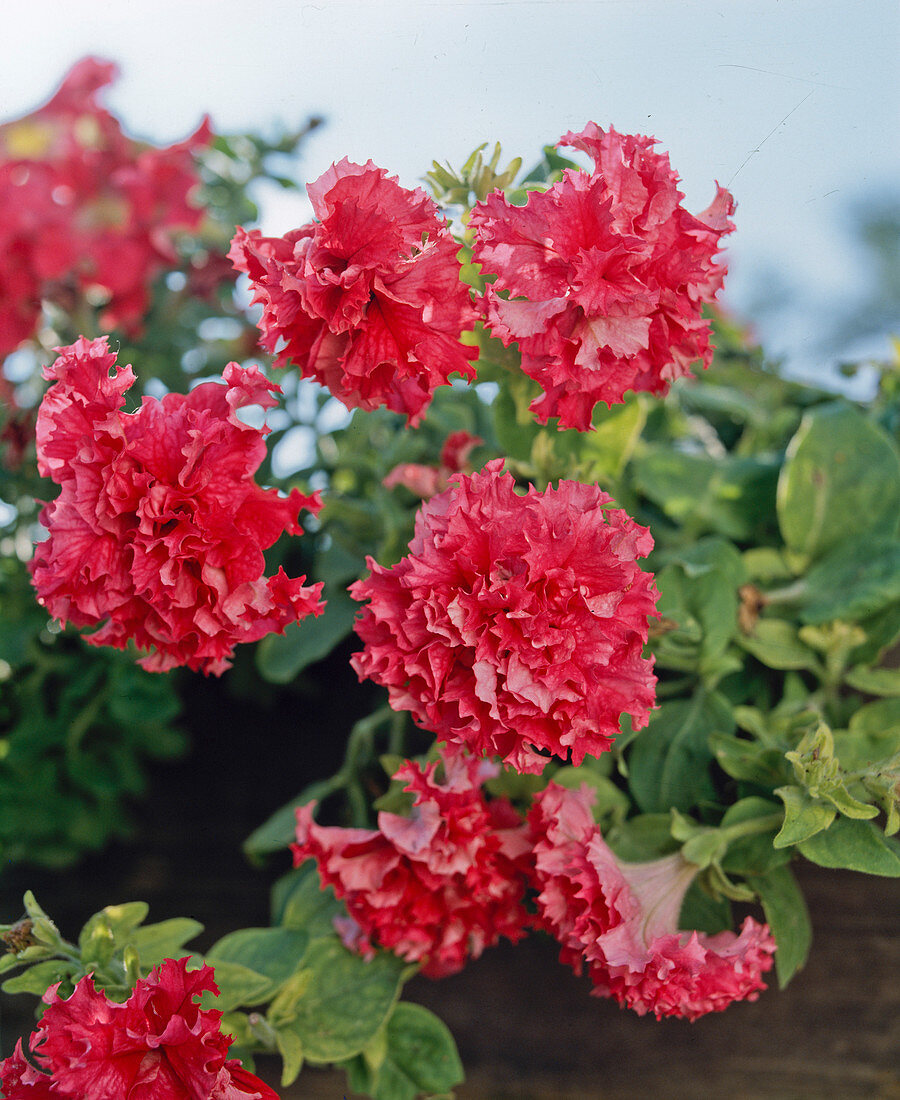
[528, 783, 776, 1020]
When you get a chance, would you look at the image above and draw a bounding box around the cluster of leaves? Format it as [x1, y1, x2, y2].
[0, 557, 185, 868]
[1, 888, 463, 1099]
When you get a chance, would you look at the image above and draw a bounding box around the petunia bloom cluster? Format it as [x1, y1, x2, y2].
[350, 460, 659, 773]
[528, 783, 776, 1020]
[0, 57, 210, 356]
[229, 158, 478, 426]
[29, 336, 323, 675]
[469, 122, 735, 430]
[0, 957, 278, 1098]
[293, 751, 532, 977]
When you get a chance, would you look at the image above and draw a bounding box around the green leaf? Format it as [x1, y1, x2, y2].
[256, 589, 358, 684]
[633, 451, 778, 541]
[2, 959, 76, 996]
[381, 1002, 465, 1095]
[834, 698, 900, 770]
[777, 401, 900, 560]
[798, 816, 900, 876]
[719, 797, 787, 877]
[606, 814, 679, 862]
[678, 881, 732, 935]
[735, 619, 822, 672]
[742, 547, 795, 582]
[773, 787, 836, 848]
[78, 913, 120, 971]
[578, 396, 646, 481]
[652, 540, 743, 680]
[286, 937, 408, 1063]
[848, 697, 900, 740]
[490, 373, 541, 459]
[0, 954, 26, 976]
[754, 864, 812, 987]
[273, 864, 345, 939]
[268, 968, 314, 1026]
[275, 1021, 305, 1086]
[821, 783, 879, 820]
[797, 538, 900, 624]
[628, 693, 733, 813]
[206, 927, 309, 1002]
[844, 665, 900, 697]
[710, 732, 789, 787]
[202, 959, 274, 1012]
[79, 902, 149, 952]
[128, 918, 203, 968]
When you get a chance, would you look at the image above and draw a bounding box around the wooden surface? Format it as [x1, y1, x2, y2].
[2, 678, 898, 1099]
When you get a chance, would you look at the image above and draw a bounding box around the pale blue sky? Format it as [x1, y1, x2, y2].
[4, 0, 898, 380]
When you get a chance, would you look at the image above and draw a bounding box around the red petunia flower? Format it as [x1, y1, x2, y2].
[229, 158, 478, 426]
[0, 57, 210, 355]
[350, 459, 659, 774]
[0, 957, 278, 1098]
[382, 429, 482, 498]
[293, 751, 532, 978]
[529, 783, 776, 1020]
[469, 122, 735, 430]
[29, 336, 323, 675]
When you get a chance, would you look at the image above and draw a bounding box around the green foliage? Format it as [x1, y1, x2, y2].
[344, 1002, 465, 1100]
[753, 864, 812, 987]
[628, 692, 733, 814]
[0, 893, 203, 1003]
[0, 566, 185, 869]
[776, 401, 900, 562]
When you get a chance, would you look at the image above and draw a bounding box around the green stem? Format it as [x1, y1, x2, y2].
[720, 812, 784, 843]
[386, 710, 407, 758]
[763, 580, 807, 605]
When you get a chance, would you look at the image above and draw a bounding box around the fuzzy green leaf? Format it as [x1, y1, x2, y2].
[628, 693, 733, 813]
[128, 918, 203, 968]
[777, 401, 900, 560]
[206, 928, 308, 999]
[773, 787, 836, 848]
[256, 589, 358, 684]
[754, 864, 812, 987]
[286, 937, 408, 1064]
[798, 816, 900, 876]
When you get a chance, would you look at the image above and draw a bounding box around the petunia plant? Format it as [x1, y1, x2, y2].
[2, 58, 900, 1099]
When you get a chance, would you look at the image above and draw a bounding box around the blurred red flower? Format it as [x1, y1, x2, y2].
[0, 57, 210, 355]
[470, 122, 734, 430]
[293, 751, 532, 977]
[30, 336, 323, 675]
[529, 783, 776, 1020]
[229, 158, 477, 425]
[350, 459, 659, 773]
[382, 429, 482, 498]
[0, 958, 278, 1098]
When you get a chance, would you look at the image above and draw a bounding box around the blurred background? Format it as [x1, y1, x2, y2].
[3, 0, 898, 388]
